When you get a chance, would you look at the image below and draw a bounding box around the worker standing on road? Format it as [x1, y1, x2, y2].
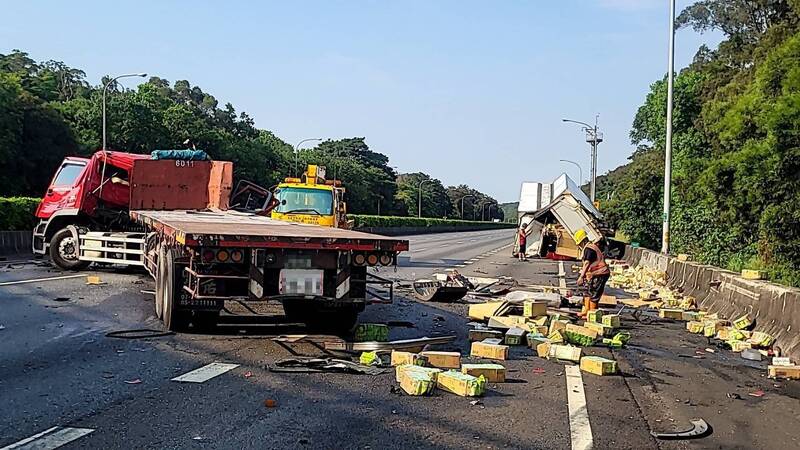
[575, 229, 610, 318]
[517, 226, 527, 261]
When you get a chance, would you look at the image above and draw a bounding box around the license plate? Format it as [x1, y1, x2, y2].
[279, 269, 323, 295]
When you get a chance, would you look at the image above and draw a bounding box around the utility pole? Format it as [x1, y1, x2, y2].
[100, 72, 146, 198]
[662, 0, 676, 255]
[562, 118, 603, 201]
[418, 179, 431, 218]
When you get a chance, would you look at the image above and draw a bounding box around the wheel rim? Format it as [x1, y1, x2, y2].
[58, 236, 78, 261]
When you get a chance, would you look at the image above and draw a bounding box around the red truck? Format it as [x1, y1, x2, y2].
[33, 150, 409, 331]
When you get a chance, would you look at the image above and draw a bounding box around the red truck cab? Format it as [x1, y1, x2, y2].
[33, 151, 148, 268]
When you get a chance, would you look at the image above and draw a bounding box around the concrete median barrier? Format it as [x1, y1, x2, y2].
[623, 246, 800, 361]
[0, 231, 31, 256]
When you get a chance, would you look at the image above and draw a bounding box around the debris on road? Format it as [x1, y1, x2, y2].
[270, 357, 388, 375]
[651, 418, 711, 440]
[471, 340, 509, 360]
[264, 399, 277, 408]
[580, 356, 618, 376]
[419, 351, 461, 369]
[436, 371, 486, 397]
[462, 363, 506, 382]
[354, 323, 389, 342]
[86, 276, 105, 285]
[324, 335, 456, 353]
[390, 350, 428, 367]
[105, 329, 175, 339]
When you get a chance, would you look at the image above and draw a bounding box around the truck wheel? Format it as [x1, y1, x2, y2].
[193, 311, 219, 332]
[160, 248, 190, 332]
[49, 228, 90, 271]
[154, 246, 166, 319]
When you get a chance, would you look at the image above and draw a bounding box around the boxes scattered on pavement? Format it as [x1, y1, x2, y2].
[536, 342, 552, 358]
[659, 309, 684, 320]
[587, 310, 603, 323]
[469, 328, 504, 342]
[420, 351, 461, 369]
[773, 357, 793, 366]
[548, 344, 581, 362]
[602, 314, 620, 328]
[436, 370, 486, 397]
[748, 331, 775, 348]
[686, 321, 704, 334]
[398, 366, 437, 395]
[471, 341, 509, 360]
[354, 323, 389, 342]
[548, 329, 565, 344]
[462, 363, 506, 382]
[580, 356, 618, 375]
[584, 321, 615, 337]
[549, 319, 568, 336]
[505, 327, 527, 345]
[768, 365, 800, 380]
[564, 324, 598, 346]
[391, 351, 427, 367]
[523, 300, 547, 318]
[527, 334, 549, 349]
[733, 314, 753, 330]
[395, 364, 442, 383]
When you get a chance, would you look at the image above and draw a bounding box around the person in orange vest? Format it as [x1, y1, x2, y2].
[574, 229, 610, 319]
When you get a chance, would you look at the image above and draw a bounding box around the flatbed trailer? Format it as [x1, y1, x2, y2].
[128, 209, 408, 332]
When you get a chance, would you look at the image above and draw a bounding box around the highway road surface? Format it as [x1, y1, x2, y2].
[0, 228, 797, 449]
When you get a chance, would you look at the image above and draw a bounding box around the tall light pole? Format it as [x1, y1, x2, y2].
[562, 117, 603, 201]
[479, 200, 493, 221]
[459, 195, 475, 219]
[102, 72, 146, 150]
[559, 159, 583, 184]
[485, 203, 497, 221]
[294, 138, 322, 177]
[662, 0, 676, 255]
[418, 179, 432, 218]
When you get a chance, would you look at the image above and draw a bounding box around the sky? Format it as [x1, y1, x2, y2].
[2, 0, 721, 202]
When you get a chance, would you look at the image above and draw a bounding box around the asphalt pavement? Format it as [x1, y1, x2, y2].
[0, 228, 797, 449]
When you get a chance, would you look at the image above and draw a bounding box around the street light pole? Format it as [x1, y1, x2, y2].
[418, 179, 432, 218]
[562, 117, 602, 201]
[479, 201, 492, 221]
[486, 203, 497, 221]
[102, 72, 147, 151]
[459, 195, 475, 219]
[294, 138, 322, 177]
[662, 0, 676, 255]
[558, 159, 583, 184]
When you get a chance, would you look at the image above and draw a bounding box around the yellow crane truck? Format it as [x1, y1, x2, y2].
[271, 165, 350, 228]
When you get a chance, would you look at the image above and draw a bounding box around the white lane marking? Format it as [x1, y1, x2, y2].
[0, 274, 85, 287]
[1, 426, 95, 450]
[464, 261, 474, 265]
[454, 264, 466, 268]
[456, 241, 464, 244]
[558, 261, 566, 277]
[171, 362, 239, 383]
[565, 365, 593, 450]
[414, 248, 426, 252]
[558, 262, 567, 294]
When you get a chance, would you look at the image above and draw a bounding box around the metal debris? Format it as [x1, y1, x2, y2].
[324, 335, 456, 353]
[651, 418, 711, 440]
[269, 357, 388, 375]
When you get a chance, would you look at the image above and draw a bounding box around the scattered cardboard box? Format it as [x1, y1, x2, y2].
[549, 344, 581, 362]
[436, 370, 486, 397]
[462, 363, 506, 382]
[768, 365, 800, 380]
[580, 356, 618, 375]
[584, 321, 614, 337]
[468, 302, 506, 321]
[488, 315, 527, 330]
[741, 269, 763, 280]
[471, 341, 509, 360]
[395, 365, 442, 383]
[677, 254, 692, 262]
[686, 321, 704, 334]
[602, 314, 620, 328]
[599, 294, 617, 306]
[523, 300, 547, 318]
[733, 314, 753, 330]
[398, 366, 436, 395]
[391, 351, 427, 367]
[468, 329, 504, 342]
[505, 327, 527, 345]
[587, 310, 603, 323]
[659, 309, 684, 320]
[536, 342, 551, 358]
[549, 319, 568, 335]
[420, 351, 461, 369]
[527, 334, 550, 349]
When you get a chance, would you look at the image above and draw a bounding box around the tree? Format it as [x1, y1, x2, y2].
[396, 173, 451, 218]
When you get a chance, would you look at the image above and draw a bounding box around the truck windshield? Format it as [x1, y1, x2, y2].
[274, 188, 333, 215]
[52, 162, 85, 186]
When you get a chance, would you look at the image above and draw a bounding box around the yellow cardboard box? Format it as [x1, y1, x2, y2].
[686, 321, 704, 334]
[395, 364, 442, 383]
[587, 310, 604, 323]
[505, 327, 527, 346]
[549, 344, 581, 362]
[470, 341, 509, 360]
[436, 370, 486, 397]
[536, 342, 551, 358]
[580, 356, 618, 375]
[659, 309, 684, 320]
[523, 300, 547, 318]
[398, 366, 436, 395]
[741, 269, 763, 280]
[420, 351, 461, 369]
[584, 321, 614, 337]
[768, 365, 800, 380]
[602, 314, 621, 328]
[391, 351, 427, 367]
[461, 363, 506, 383]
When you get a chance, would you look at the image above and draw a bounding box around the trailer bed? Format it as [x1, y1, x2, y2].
[130, 209, 409, 251]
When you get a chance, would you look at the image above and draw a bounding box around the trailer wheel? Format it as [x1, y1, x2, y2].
[160, 248, 189, 332]
[49, 228, 90, 271]
[154, 246, 165, 319]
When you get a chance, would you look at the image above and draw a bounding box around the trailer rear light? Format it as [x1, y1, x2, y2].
[353, 253, 366, 266]
[366, 253, 379, 266]
[230, 249, 244, 263]
[201, 249, 215, 263]
[216, 249, 230, 262]
[379, 254, 392, 266]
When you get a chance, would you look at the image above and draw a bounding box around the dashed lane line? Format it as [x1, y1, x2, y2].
[1, 426, 95, 450]
[171, 362, 239, 383]
[565, 365, 594, 450]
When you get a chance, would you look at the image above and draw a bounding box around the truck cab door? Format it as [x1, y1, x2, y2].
[37, 160, 88, 218]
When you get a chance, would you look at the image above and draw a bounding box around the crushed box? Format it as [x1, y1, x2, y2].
[768, 365, 800, 380]
[549, 319, 569, 335]
[580, 356, 618, 375]
[527, 334, 549, 349]
[584, 321, 614, 337]
[686, 321, 704, 334]
[461, 363, 506, 383]
[420, 351, 461, 369]
[505, 327, 527, 345]
[733, 314, 753, 330]
[587, 310, 603, 323]
[536, 342, 552, 358]
[436, 370, 486, 397]
[395, 364, 442, 383]
[391, 351, 427, 367]
[469, 328, 504, 342]
[659, 309, 684, 320]
[548, 329, 565, 344]
[468, 302, 505, 321]
[602, 314, 620, 327]
[470, 341, 509, 360]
